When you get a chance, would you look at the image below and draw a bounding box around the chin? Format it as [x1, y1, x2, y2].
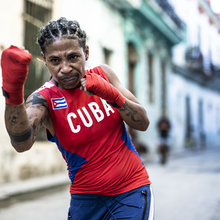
[61, 82, 80, 90]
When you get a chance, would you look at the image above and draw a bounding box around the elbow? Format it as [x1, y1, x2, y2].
[140, 109, 150, 131]
[11, 141, 32, 153]
[141, 118, 150, 131]
[14, 147, 31, 153]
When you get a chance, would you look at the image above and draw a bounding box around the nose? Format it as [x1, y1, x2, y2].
[61, 61, 72, 74]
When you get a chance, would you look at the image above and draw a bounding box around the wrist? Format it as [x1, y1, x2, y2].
[107, 93, 126, 109]
[2, 86, 24, 105]
[86, 73, 126, 108]
[115, 94, 126, 109]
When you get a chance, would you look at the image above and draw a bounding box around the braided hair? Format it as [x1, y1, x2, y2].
[37, 17, 86, 54]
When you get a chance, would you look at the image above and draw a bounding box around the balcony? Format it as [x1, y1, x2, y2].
[185, 47, 204, 72]
[154, 0, 184, 30]
[104, 0, 185, 47]
[173, 46, 220, 92]
[184, 46, 220, 78]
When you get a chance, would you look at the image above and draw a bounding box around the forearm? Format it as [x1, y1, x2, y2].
[1, 46, 34, 152]
[118, 100, 150, 131]
[96, 64, 150, 130]
[5, 103, 33, 152]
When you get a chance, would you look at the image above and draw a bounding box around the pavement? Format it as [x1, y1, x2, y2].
[0, 146, 217, 208]
[0, 172, 70, 208]
[1, 147, 220, 220]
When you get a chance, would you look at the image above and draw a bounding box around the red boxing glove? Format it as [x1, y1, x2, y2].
[1, 45, 32, 105]
[86, 73, 126, 109]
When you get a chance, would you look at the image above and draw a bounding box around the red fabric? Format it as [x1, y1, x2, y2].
[1, 45, 32, 105]
[86, 73, 126, 109]
[37, 66, 151, 195]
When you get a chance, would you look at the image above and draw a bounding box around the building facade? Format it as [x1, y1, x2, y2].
[168, 0, 220, 151]
[0, 0, 184, 183]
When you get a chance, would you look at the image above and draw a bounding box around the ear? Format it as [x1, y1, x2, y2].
[41, 52, 47, 65]
[85, 45, 89, 61]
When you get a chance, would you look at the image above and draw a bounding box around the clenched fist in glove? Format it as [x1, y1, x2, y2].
[1, 45, 32, 105]
[85, 73, 126, 109]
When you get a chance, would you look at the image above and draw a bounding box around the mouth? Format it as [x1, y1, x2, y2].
[61, 76, 77, 82]
[58, 74, 81, 89]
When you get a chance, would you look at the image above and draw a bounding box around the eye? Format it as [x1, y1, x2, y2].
[50, 58, 60, 64]
[70, 55, 79, 60]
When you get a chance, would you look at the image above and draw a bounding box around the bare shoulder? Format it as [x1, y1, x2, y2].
[25, 92, 50, 121]
[99, 64, 140, 105]
[25, 92, 48, 109]
[99, 64, 121, 86]
[25, 92, 53, 134]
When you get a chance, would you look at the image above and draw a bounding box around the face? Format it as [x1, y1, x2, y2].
[41, 37, 89, 90]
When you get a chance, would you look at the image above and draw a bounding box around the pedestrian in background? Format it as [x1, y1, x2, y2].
[1, 17, 154, 219]
[157, 111, 171, 165]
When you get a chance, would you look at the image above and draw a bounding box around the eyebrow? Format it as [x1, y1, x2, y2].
[48, 52, 81, 59]
[68, 52, 81, 57]
[48, 55, 59, 59]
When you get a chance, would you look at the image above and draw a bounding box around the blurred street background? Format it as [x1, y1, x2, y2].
[0, 0, 220, 219]
[0, 147, 220, 220]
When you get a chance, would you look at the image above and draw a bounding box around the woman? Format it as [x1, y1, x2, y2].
[1, 17, 154, 220]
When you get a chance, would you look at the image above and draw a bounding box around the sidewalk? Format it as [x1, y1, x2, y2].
[169, 144, 220, 159]
[1, 146, 219, 209]
[0, 172, 70, 208]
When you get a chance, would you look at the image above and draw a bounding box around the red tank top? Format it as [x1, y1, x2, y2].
[37, 66, 151, 195]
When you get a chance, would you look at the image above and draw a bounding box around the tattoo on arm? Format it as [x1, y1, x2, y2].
[5, 94, 47, 145]
[8, 108, 19, 125]
[26, 93, 48, 109]
[29, 115, 44, 143]
[32, 118, 38, 142]
[6, 105, 28, 126]
[7, 127, 32, 143]
[119, 102, 142, 124]
[28, 113, 38, 120]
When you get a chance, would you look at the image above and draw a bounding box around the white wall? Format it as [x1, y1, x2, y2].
[168, 0, 220, 151]
[1, 0, 160, 183]
[60, 0, 127, 84]
[169, 73, 220, 150]
[0, 0, 68, 184]
[0, 0, 25, 138]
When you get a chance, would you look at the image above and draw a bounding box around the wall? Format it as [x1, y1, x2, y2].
[0, 0, 67, 184]
[169, 0, 220, 151]
[0, 0, 183, 183]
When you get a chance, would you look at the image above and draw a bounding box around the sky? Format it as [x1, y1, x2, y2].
[210, 0, 220, 14]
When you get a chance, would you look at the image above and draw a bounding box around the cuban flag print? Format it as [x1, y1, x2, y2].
[51, 97, 68, 110]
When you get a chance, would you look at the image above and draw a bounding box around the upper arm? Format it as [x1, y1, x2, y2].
[99, 64, 140, 104]
[25, 92, 52, 140]
[25, 92, 48, 109]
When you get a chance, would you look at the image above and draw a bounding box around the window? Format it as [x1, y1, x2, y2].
[148, 53, 153, 103]
[198, 99, 203, 128]
[23, 0, 52, 140]
[185, 96, 191, 139]
[161, 61, 166, 111]
[128, 43, 138, 95]
[103, 48, 112, 65]
[23, 0, 52, 99]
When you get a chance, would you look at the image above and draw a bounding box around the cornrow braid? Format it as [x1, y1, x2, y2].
[37, 17, 86, 54]
[57, 17, 68, 35]
[48, 20, 59, 37]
